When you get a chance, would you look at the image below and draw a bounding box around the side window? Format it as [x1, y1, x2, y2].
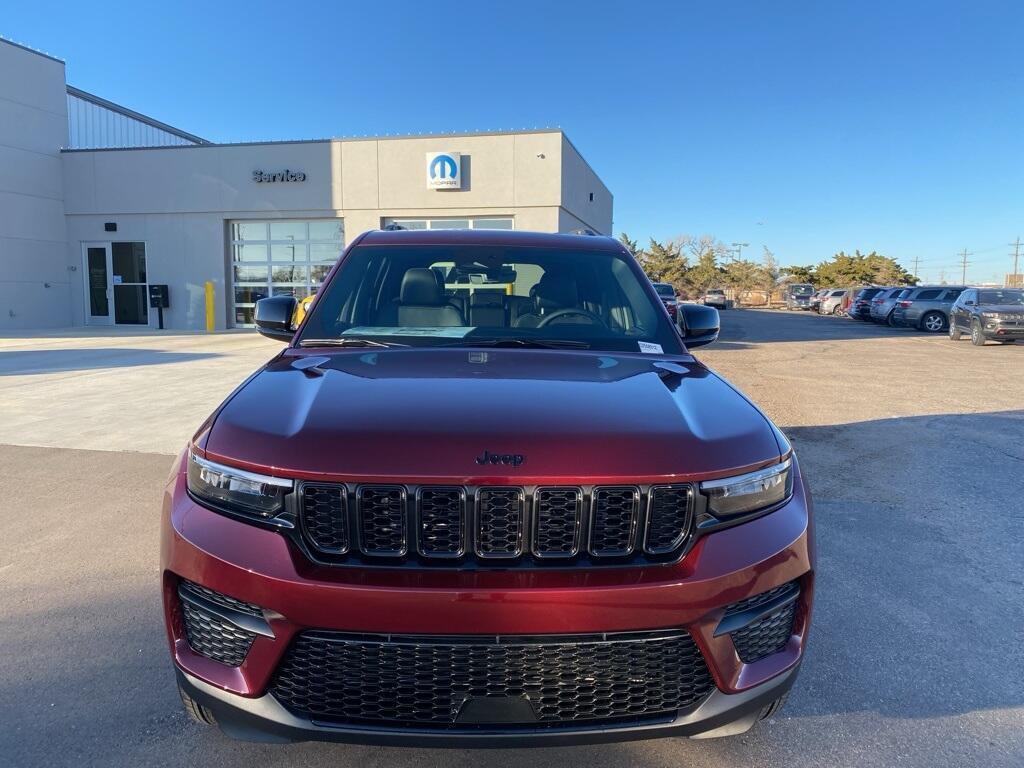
[916, 289, 941, 300]
[943, 289, 962, 301]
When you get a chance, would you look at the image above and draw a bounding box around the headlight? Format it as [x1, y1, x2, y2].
[981, 312, 999, 320]
[700, 459, 793, 518]
[187, 452, 292, 519]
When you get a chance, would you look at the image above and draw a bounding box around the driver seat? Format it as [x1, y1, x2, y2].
[514, 272, 581, 328]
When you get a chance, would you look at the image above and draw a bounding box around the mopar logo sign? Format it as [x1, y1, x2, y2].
[426, 152, 461, 189]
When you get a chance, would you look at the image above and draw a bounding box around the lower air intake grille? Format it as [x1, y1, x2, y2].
[271, 630, 713, 728]
[178, 583, 257, 667]
[728, 583, 800, 663]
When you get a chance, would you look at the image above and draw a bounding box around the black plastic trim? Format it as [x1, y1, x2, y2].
[714, 583, 800, 638]
[177, 584, 274, 639]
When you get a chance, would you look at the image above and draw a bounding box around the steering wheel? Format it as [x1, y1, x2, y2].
[537, 308, 608, 329]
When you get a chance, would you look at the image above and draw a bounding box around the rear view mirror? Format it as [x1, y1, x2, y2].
[677, 304, 720, 348]
[254, 296, 298, 342]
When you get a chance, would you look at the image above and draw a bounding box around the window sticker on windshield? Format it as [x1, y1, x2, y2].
[344, 326, 475, 338]
[637, 341, 663, 354]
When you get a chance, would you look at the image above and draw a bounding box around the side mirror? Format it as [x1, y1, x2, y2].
[677, 303, 719, 348]
[254, 296, 298, 342]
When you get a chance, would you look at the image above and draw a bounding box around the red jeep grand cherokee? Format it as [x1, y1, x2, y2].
[162, 228, 814, 747]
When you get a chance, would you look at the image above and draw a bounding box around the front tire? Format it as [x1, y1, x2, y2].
[949, 321, 962, 341]
[921, 311, 945, 333]
[758, 691, 790, 721]
[832, 304, 843, 316]
[971, 320, 986, 346]
[179, 684, 216, 726]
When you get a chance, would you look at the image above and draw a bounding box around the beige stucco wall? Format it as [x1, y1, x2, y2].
[0, 40, 70, 329]
[59, 130, 612, 330]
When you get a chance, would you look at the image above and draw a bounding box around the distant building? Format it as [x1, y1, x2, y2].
[1, 37, 612, 330]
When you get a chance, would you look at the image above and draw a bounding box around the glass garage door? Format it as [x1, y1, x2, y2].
[382, 216, 513, 230]
[230, 219, 344, 327]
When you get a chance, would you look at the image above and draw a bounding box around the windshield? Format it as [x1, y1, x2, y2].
[298, 245, 681, 353]
[978, 289, 1024, 305]
[653, 283, 675, 297]
[790, 284, 814, 295]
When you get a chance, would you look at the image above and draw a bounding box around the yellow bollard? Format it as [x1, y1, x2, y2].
[204, 281, 215, 333]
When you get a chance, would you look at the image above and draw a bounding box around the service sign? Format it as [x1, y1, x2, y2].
[425, 152, 461, 189]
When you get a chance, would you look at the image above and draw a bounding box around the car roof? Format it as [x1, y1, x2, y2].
[357, 228, 623, 251]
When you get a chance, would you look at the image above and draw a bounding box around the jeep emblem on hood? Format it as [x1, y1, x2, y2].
[475, 450, 525, 467]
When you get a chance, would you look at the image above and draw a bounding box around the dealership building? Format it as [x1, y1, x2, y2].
[1, 37, 613, 331]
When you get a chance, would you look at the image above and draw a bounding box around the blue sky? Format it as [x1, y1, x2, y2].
[6, 1, 1022, 283]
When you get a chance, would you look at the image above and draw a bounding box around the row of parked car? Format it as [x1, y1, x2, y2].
[806, 284, 1024, 345]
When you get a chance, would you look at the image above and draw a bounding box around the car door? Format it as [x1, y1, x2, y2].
[954, 290, 975, 329]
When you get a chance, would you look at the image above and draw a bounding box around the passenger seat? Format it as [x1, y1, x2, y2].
[376, 268, 466, 326]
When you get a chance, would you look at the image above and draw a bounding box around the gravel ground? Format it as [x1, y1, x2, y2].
[0, 309, 1021, 767]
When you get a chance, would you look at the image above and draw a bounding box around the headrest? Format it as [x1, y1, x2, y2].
[534, 273, 579, 311]
[401, 268, 442, 305]
[470, 291, 505, 308]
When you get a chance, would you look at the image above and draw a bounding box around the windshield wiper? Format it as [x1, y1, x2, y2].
[445, 338, 591, 349]
[297, 338, 405, 348]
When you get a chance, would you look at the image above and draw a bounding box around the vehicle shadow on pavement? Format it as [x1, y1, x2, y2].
[0, 348, 222, 376]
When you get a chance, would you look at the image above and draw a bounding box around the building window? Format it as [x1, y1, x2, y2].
[383, 216, 514, 231]
[229, 219, 343, 327]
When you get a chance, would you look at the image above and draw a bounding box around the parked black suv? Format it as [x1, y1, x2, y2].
[847, 287, 884, 320]
[949, 288, 1024, 345]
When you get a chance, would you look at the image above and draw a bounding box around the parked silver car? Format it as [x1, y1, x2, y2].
[818, 288, 850, 315]
[891, 285, 966, 332]
[869, 287, 912, 325]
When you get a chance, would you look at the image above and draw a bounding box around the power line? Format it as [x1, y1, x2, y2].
[958, 249, 973, 285]
[1009, 237, 1022, 288]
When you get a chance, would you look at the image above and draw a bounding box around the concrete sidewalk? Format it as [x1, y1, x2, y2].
[0, 330, 282, 454]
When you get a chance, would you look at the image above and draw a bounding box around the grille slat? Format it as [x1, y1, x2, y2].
[300, 484, 692, 566]
[418, 487, 465, 557]
[271, 631, 713, 728]
[357, 486, 407, 556]
[476, 488, 525, 558]
[589, 487, 641, 556]
[534, 487, 583, 558]
[645, 486, 692, 554]
[300, 484, 350, 554]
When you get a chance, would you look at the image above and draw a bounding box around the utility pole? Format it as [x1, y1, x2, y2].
[911, 255, 921, 280]
[1009, 237, 1022, 288]
[958, 249, 972, 285]
[730, 242, 749, 262]
[939, 269, 947, 284]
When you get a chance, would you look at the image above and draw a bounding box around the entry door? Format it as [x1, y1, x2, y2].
[83, 243, 114, 325]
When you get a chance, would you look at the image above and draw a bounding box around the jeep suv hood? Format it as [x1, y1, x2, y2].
[202, 349, 783, 482]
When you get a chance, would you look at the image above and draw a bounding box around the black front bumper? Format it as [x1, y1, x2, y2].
[177, 664, 799, 747]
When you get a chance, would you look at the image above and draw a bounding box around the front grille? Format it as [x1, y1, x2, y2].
[298, 482, 694, 567]
[178, 582, 257, 666]
[271, 630, 714, 729]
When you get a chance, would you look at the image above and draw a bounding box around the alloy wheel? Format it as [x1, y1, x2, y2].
[923, 313, 944, 332]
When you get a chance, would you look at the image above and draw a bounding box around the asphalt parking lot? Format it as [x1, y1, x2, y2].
[1, 310, 1021, 767]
